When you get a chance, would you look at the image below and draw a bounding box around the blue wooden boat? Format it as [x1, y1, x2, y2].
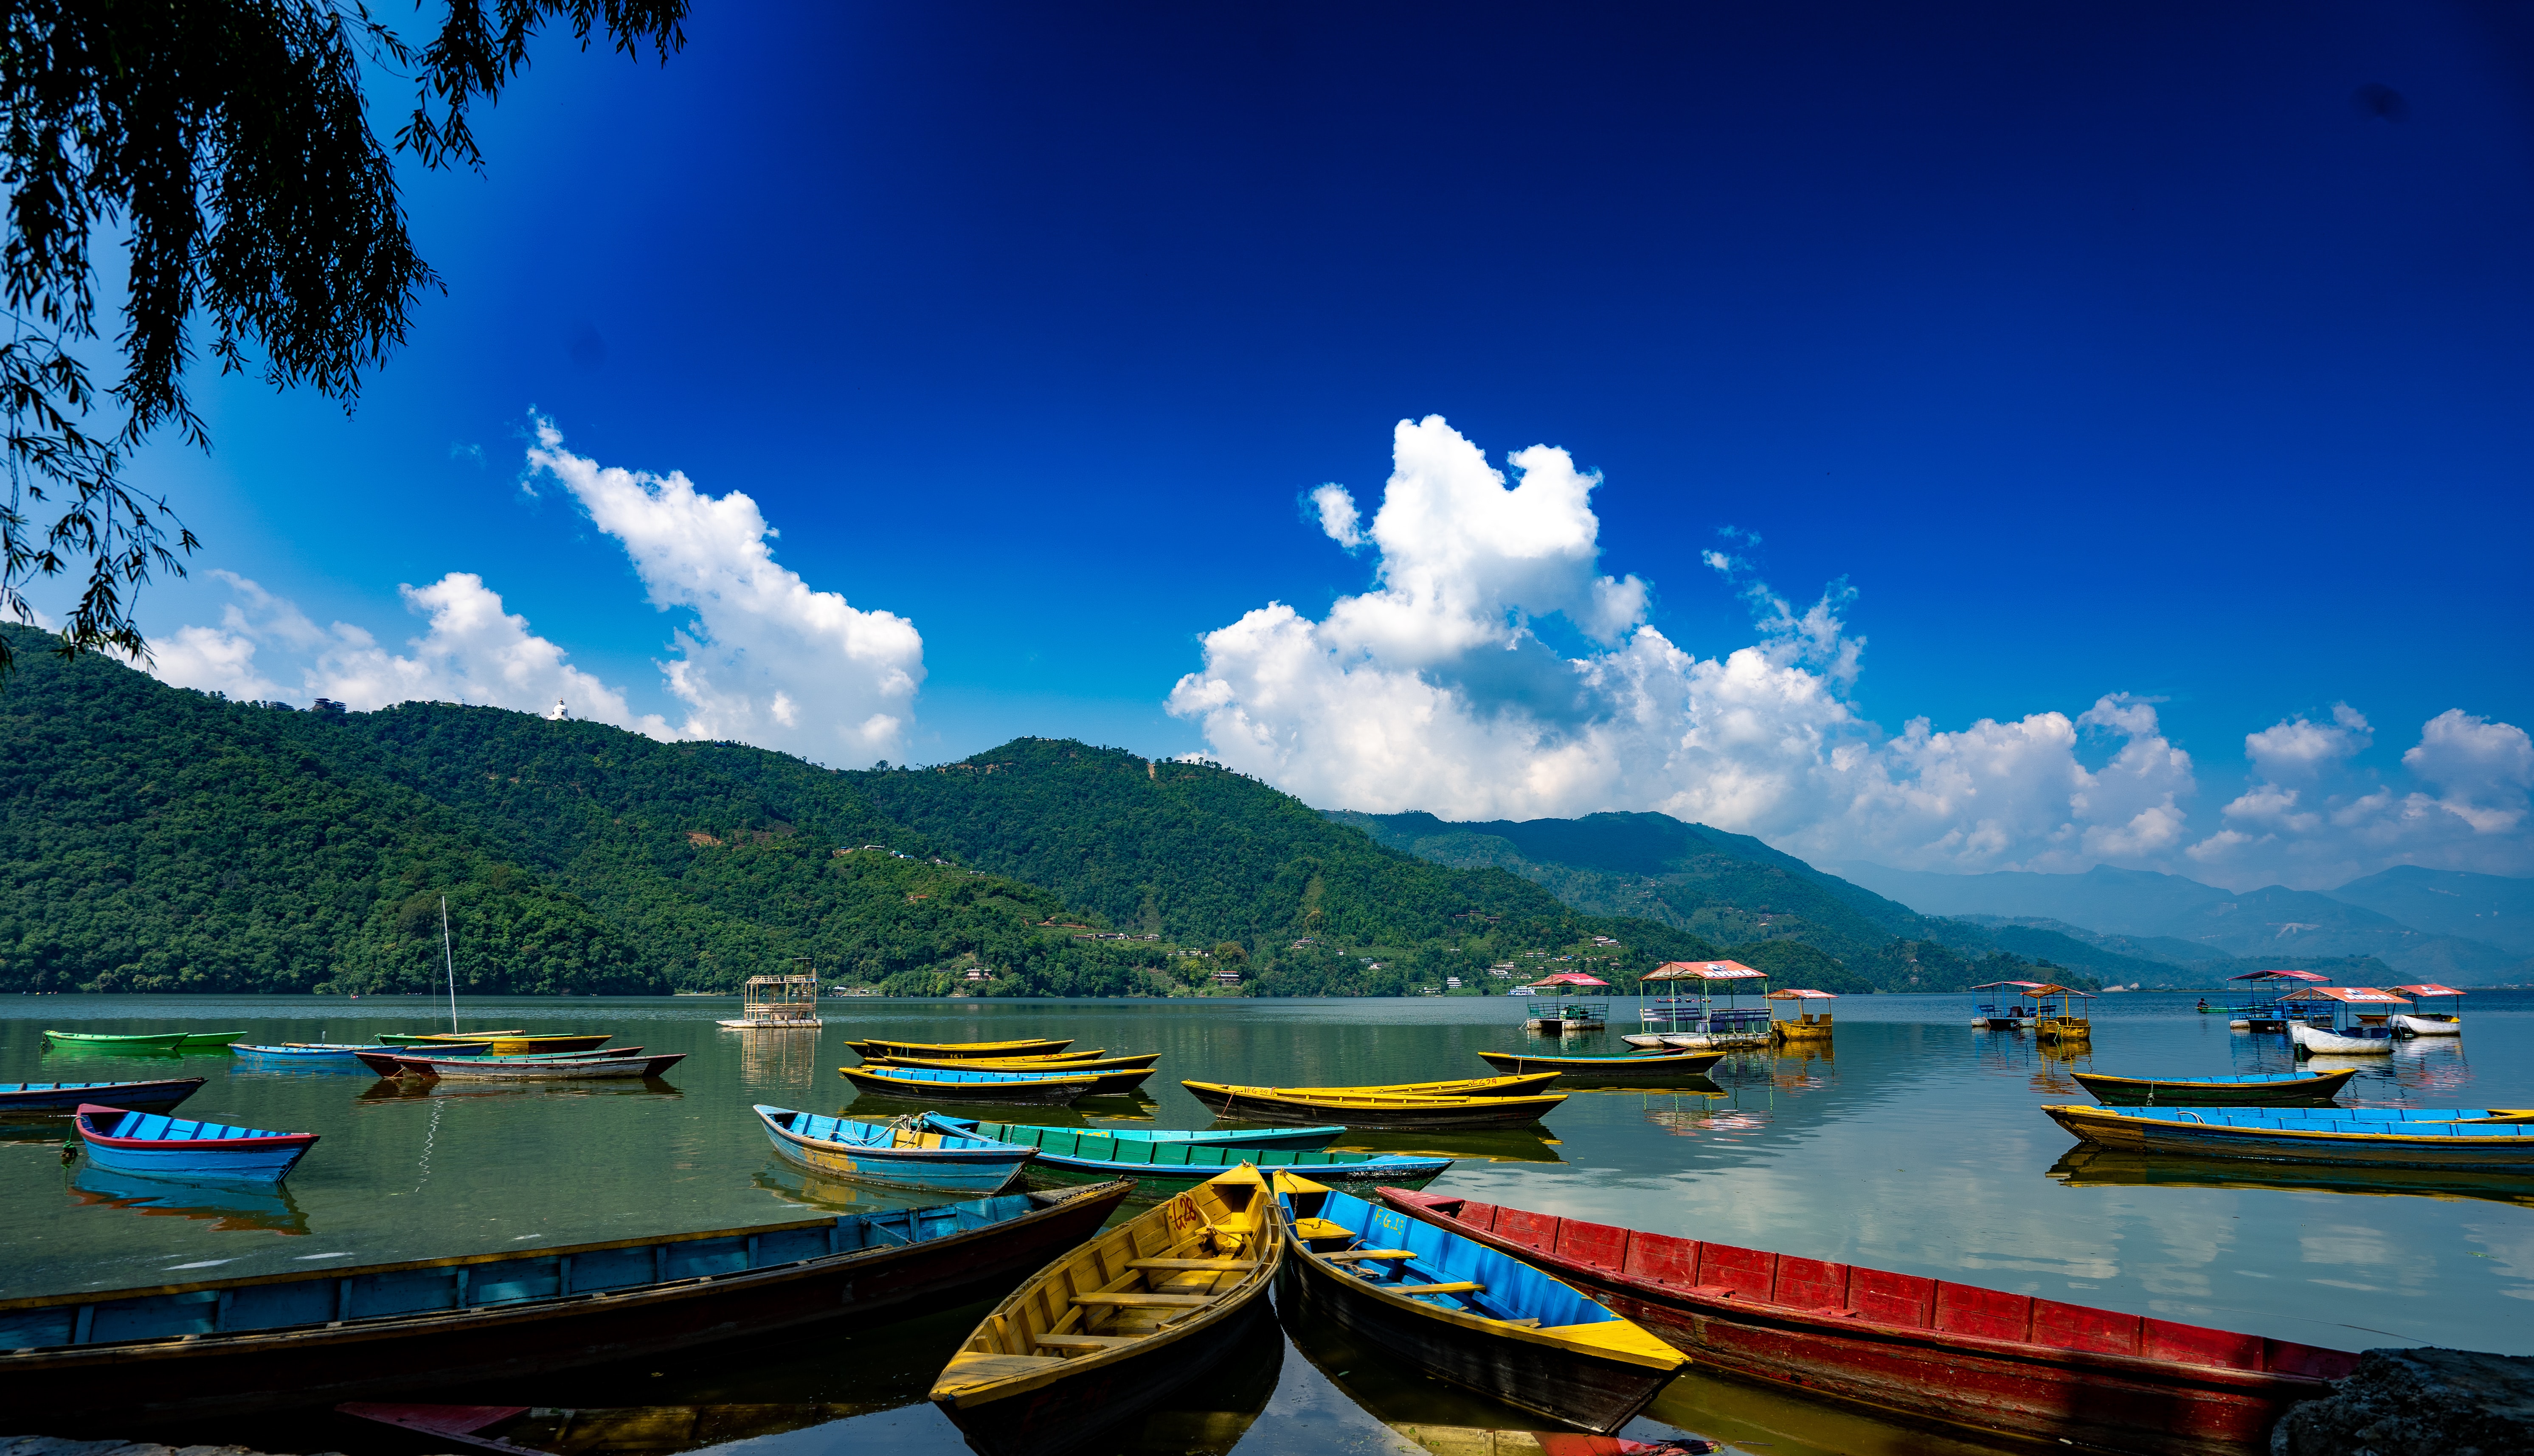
[2046, 1104, 2534, 1171]
[0, 1079, 202, 1116]
[233, 1043, 457, 1067]
[924, 1119, 1347, 1153]
[75, 1105, 319, 1183]
[840, 1064, 1104, 1105]
[2070, 1069, 2355, 1106]
[922, 1114, 1451, 1197]
[1270, 1171, 1685, 1433]
[755, 1105, 1038, 1194]
[0, 1181, 1133, 1424]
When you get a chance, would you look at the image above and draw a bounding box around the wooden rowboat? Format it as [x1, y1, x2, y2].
[42, 1031, 188, 1052]
[922, 1115, 1451, 1198]
[2071, 1069, 2355, 1106]
[841, 1065, 1103, 1105]
[1273, 1073, 1564, 1098]
[234, 1043, 466, 1067]
[754, 1105, 1037, 1194]
[1476, 1050, 1724, 1080]
[368, 1051, 686, 1081]
[376, 1029, 521, 1045]
[867, 1057, 1156, 1096]
[844, 1037, 1073, 1060]
[1377, 1188, 2356, 1456]
[75, 1106, 319, 1183]
[1182, 1081, 1566, 1129]
[0, 1079, 202, 1116]
[385, 1033, 613, 1055]
[0, 1181, 1133, 1424]
[931, 1164, 1283, 1456]
[1274, 1172, 1684, 1434]
[2045, 1104, 2534, 1170]
[872, 1051, 1162, 1074]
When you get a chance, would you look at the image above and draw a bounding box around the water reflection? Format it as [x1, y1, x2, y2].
[735, 1029, 825, 1088]
[67, 1166, 312, 1235]
[2047, 1147, 2534, 1208]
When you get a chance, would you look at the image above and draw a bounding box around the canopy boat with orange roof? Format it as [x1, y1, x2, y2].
[2390, 983, 2464, 1037]
[2028, 984, 2094, 1043]
[2282, 987, 2409, 1055]
[1766, 988, 1837, 1041]
[1969, 980, 2052, 1030]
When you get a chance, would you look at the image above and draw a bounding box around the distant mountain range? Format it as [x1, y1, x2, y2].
[1327, 810, 2396, 992]
[1830, 861, 2532, 980]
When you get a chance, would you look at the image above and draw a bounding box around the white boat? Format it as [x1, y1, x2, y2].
[1658, 1031, 1769, 1050]
[2391, 1014, 2461, 1037]
[1620, 1033, 1670, 1050]
[2288, 1021, 2394, 1056]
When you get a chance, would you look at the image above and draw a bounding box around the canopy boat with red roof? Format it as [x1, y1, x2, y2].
[2281, 987, 2410, 1056]
[1524, 971, 1612, 1035]
[1968, 979, 2051, 1030]
[1375, 1186, 2354, 1455]
[2390, 983, 2464, 1037]
[2222, 969, 2329, 1033]
[1628, 960, 1772, 1049]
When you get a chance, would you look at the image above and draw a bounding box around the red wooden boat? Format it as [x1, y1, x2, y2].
[1377, 1189, 2356, 1455]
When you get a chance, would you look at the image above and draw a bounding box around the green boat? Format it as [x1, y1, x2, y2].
[178, 1032, 245, 1049]
[42, 1032, 189, 1052]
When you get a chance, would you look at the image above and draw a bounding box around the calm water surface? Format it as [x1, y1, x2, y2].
[6, 992, 2529, 1455]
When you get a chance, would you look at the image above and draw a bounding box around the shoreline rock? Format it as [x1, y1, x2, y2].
[2270, 1346, 2534, 1456]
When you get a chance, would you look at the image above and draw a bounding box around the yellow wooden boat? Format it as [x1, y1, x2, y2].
[844, 1037, 1074, 1060]
[1246, 1073, 1562, 1099]
[1182, 1081, 1567, 1129]
[390, 1032, 611, 1055]
[931, 1163, 1282, 1456]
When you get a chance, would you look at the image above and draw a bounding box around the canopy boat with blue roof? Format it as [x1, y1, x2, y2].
[755, 1106, 1037, 1194]
[2070, 1069, 2356, 1106]
[0, 1079, 202, 1116]
[74, 1105, 319, 1182]
[921, 1114, 1451, 1198]
[2045, 1103, 2534, 1170]
[1270, 1170, 1685, 1434]
[839, 1064, 1105, 1105]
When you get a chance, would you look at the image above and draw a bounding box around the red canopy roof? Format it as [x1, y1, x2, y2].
[2227, 969, 2330, 983]
[2393, 983, 2466, 998]
[1643, 960, 1766, 982]
[2281, 987, 2412, 1006]
[1533, 971, 1611, 987]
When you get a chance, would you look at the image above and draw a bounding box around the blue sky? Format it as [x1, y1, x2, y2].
[57, 3, 2534, 888]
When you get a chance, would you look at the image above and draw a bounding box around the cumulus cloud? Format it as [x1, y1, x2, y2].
[1168, 415, 2531, 885]
[144, 569, 669, 733]
[139, 419, 925, 767]
[525, 418, 923, 763]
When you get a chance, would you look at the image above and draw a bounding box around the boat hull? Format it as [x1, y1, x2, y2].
[2071, 1070, 2355, 1106]
[0, 1183, 1133, 1427]
[0, 1079, 202, 1116]
[841, 1066, 1097, 1103]
[76, 1108, 317, 1184]
[372, 1052, 686, 1080]
[2391, 1014, 2461, 1036]
[924, 1116, 1344, 1153]
[392, 1034, 613, 1055]
[2045, 1105, 2534, 1171]
[845, 1038, 1073, 1060]
[2288, 1023, 2393, 1056]
[920, 1116, 1448, 1198]
[1276, 1199, 1677, 1433]
[755, 1106, 1034, 1194]
[1476, 1051, 1722, 1080]
[874, 1052, 1163, 1074]
[1377, 1190, 2351, 1456]
[43, 1032, 188, 1051]
[1182, 1082, 1566, 1129]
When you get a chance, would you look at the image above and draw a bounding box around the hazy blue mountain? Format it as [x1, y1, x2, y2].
[1838, 860, 2525, 980]
[1828, 862, 2233, 934]
[2330, 866, 2534, 956]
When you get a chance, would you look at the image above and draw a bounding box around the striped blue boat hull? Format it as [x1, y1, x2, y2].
[82, 1140, 314, 1182]
[755, 1106, 1035, 1194]
[77, 1110, 318, 1184]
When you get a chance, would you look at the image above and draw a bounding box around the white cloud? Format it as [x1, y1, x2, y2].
[1168, 415, 2530, 886]
[142, 569, 670, 733]
[525, 418, 923, 765]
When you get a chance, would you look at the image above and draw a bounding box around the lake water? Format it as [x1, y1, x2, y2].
[5, 991, 2529, 1456]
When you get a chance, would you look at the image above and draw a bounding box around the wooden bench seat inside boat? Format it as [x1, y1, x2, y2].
[1323, 1248, 1415, 1262]
[1127, 1257, 1258, 1271]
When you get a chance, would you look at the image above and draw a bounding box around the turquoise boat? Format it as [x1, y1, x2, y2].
[921, 1114, 1451, 1197]
[755, 1106, 1037, 1195]
[233, 1043, 433, 1067]
[75, 1107, 320, 1183]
